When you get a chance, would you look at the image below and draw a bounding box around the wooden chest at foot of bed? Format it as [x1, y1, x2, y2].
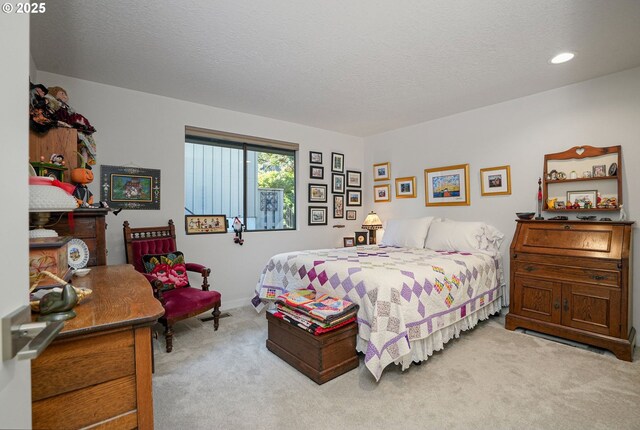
[266, 311, 359, 384]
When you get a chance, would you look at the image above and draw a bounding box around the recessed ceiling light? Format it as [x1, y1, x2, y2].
[550, 52, 575, 64]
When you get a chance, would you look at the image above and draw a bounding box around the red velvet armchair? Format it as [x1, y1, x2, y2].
[123, 219, 221, 352]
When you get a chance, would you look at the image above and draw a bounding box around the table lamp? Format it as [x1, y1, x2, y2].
[362, 211, 383, 244]
[29, 176, 77, 238]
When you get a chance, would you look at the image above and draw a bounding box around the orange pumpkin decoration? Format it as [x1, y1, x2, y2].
[71, 167, 94, 185]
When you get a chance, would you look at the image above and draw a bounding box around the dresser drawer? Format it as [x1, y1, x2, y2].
[32, 329, 135, 402]
[55, 216, 97, 238]
[513, 261, 620, 287]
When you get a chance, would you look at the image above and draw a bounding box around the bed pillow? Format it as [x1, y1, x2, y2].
[380, 217, 434, 248]
[142, 251, 190, 289]
[424, 219, 504, 255]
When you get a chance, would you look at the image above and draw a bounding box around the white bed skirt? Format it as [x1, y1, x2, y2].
[356, 297, 503, 372]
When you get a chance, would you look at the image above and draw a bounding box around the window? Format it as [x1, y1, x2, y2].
[185, 128, 297, 231]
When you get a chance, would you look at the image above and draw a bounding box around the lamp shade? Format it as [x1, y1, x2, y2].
[29, 176, 77, 238]
[361, 211, 382, 230]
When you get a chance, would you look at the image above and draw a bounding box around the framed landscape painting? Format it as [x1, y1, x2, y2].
[395, 176, 416, 198]
[346, 170, 361, 188]
[424, 164, 470, 206]
[373, 162, 390, 181]
[308, 183, 328, 203]
[308, 206, 328, 225]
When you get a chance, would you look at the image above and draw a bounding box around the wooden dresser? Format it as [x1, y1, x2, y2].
[31, 265, 164, 429]
[505, 220, 635, 360]
[52, 208, 109, 266]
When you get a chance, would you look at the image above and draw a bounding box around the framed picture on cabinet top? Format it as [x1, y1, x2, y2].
[424, 163, 470, 207]
[567, 190, 597, 209]
[331, 152, 344, 172]
[373, 162, 390, 181]
[373, 184, 391, 202]
[346, 210, 357, 220]
[346, 170, 361, 188]
[355, 231, 368, 246]
[592, 164, 606, 178]
[310, 151, 323, 165]
[480, 165, 511, 196]
[395, 176, 416, 198]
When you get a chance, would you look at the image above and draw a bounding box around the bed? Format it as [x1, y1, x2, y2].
[252, 218, 505, 381]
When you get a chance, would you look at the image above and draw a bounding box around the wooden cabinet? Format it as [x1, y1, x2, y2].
[543, 145, 622, 212]
[505, 220, 635, 360]
[29, 128, 80, 177]
[51, 208, 108, 266]
[31, 265, 164, 429]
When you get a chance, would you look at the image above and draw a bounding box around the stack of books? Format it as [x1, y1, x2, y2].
[270, 289, 358, 336]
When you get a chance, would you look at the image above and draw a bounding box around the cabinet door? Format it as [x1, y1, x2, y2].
[513, 277, 561, 324]
[561, 283, 620, 336]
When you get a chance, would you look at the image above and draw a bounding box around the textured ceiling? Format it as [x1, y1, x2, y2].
[31, 0, 640, 137]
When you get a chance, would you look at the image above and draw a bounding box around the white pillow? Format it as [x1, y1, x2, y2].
[380, 217, 434, 248]
[424, 219, 504, 256]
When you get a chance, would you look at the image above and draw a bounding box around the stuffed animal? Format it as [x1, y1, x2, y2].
[233, 217, 245, 245]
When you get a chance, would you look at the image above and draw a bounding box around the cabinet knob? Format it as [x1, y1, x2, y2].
[563, 298, 569, 311]
[524, 266, 536, 272]
[591, 274, 606, 281]
[564, 225, 571, 230]
[553, 301, 560, 310]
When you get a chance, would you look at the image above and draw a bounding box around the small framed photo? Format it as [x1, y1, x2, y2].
[480, 165, 511, 196]
[343, 237, 355, 247]
[333, 194, 344, 218]
[310, 165, 324, 179]
[374, 184, 391, 202]
[592, 164, 606, 178]
[308, 206, 328, 225]
[331, 152, 344, 172]
[309, 151, 323, 165]
[373, 162, 390, 181]
[424, 164, 470, 206]
[346, 189, 362, 206]
[567, 190, 597, 209]
[308, 183, 327, 203]
[355, 231, 368, 246]
[555, 201, 566, 209]
[395, 176, 416, 198]
[346, 170, 361, 188]
[332, 173, 345, 194]
[346, 210, 357, 220]
[185, 215, 227, 235]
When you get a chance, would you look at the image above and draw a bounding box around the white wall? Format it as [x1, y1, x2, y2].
[35, 71, 364, 309]
[0, 13, 32, 429]
[364, 67, 640, 340]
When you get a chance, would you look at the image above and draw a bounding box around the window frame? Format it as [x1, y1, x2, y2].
[185, 131, 297, 232]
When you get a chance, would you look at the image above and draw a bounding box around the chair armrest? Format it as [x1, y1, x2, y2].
[185, 262, 210, 276]
[142, 273, 173, 304]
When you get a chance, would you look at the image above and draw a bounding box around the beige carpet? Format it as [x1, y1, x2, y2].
[152, 306, 640, 430]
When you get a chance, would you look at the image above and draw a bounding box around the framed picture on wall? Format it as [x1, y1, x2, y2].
[346, 189, 362, 206]
[395, 176, 416, 198]
[310, 165, 324, 179]
[308, 206, 328, 225]
[480, 165, 511, 196]
[310, 151, 323, 164]
[346, 210, 357, 220]
[100, 164, 161, 210]
[332, 173, 345, 194]
[333, 194, 344, 218]
[373, 184, 391, 202]
[331, 152, 345, 172]
[185, 215, 228, 234]
[308, 183, 328, 203]
[373, 162, 390, 181]
[424, 164, 470, 206]
[346, 170, 361, 188]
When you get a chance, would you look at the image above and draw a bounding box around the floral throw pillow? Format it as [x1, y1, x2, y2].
[142, 252, 189, 289]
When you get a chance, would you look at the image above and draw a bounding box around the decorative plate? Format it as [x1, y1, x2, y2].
[67, 238, 90, 269]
